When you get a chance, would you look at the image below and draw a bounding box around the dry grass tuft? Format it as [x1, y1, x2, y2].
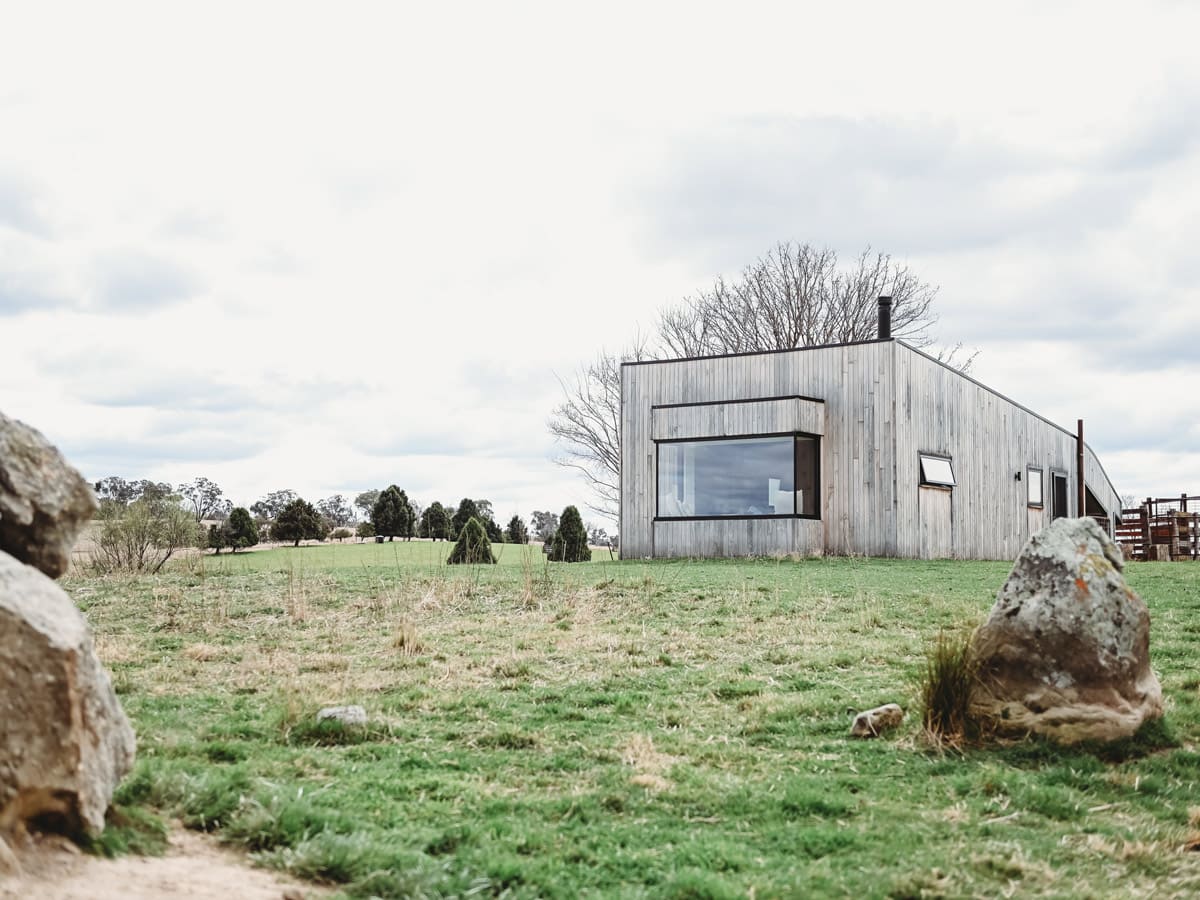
[392, 620, 423, 655]
[630, 773, 672, 792]
[621, 733, 681, 787]
[93, 634, 139, 665]
[920, 627, 981, 750]
[182, 643, 224, 662]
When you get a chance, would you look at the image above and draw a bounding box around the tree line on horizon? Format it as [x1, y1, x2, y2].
[90, 475, 608, 567]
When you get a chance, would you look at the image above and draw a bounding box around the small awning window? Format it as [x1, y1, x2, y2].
[919, 454, 956, 487]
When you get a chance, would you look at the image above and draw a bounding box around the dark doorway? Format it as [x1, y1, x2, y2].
[1051, 473, 1069, 520]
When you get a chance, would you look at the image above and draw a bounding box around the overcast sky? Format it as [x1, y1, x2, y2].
[2, 0, 1198, 526]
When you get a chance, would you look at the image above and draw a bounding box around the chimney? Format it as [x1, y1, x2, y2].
[877, 295, 892, 340]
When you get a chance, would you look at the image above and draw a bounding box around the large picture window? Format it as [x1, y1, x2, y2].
[656, 434, 819, 519]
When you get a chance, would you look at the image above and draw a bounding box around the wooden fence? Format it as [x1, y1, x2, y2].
[1117, 495, 1199, 561]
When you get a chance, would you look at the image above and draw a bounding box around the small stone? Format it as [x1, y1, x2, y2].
[850, 703, 904, 737]
[316, 705, 367, 726]
[970, 517, 1163, 744]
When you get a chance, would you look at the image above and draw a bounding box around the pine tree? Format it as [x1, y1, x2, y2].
[372, 485, 408, 540]
[396, 489, 416, 540]
[505, 515, 529, 544]
[447, 516, 497, 564]
[420, 501, 452, 540]
[551, 505, 591, 562]
[227, 507, 259, 552]
[450, 498, 481, 540]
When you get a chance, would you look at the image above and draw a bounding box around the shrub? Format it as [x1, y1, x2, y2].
[274, 498, 327, 547]
[93, 495, 201, 573]
[331, 528, 352, 541]
[356, 521, 375, 540]
[550, 505, 590, 562]
[447, 517, 497, 565]
[920, 628, 981, 748]
[207, 523, 232, 554]
[227, 507, 259, 551]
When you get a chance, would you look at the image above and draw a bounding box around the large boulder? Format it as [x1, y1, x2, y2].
[0, 411, 97, 579]
[970, 517, 1163, 744]
[0, 551, 136, 835]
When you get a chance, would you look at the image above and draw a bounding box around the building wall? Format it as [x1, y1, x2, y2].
[621, 340, 1122, 561]
[893, 347, 1121, 559]
[621, 340, 899, 558]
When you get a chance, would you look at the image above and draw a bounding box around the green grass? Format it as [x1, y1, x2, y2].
[66, 542, 1200, 897]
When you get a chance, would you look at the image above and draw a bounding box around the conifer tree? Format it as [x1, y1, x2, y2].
[447, 516, 497, 565]
[505, 515, 529, 544]
[227, 507, 259, 551]
[550, 505, 591, 562]
[372, 485, 408, 540]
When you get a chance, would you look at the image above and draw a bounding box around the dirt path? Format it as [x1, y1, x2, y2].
[0, 828, 328, 900]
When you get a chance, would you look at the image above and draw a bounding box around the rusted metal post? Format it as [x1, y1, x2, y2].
[1076, 419, 1085, 517]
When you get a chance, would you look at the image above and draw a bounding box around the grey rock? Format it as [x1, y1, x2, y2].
[970, 517, 1163, 744]
[316, 705, 367, 726]
[0, 551, 136, 834]
[0, 411, 97, 579]
[850, 703, 904, 738]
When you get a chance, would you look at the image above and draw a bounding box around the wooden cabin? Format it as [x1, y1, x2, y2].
[620, 311, 1121, 561]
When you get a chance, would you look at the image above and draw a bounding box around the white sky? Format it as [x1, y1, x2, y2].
[2, 0, 1198, 525]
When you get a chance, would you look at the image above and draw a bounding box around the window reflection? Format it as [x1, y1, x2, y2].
[657, 435, 819, 519]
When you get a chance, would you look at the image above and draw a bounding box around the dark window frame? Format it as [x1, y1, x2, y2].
[919, 453, 956, 489]
[1027, 465, 1044, 509]
[653, 431, 822, 522]
[1049, 468, 1070, 519]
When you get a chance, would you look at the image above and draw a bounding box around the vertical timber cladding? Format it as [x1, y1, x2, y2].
[894, 346, 1122, 559]
[620, 341, 899, 559]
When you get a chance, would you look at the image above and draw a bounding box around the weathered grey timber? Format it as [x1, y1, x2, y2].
[621, 340, 1121, 560]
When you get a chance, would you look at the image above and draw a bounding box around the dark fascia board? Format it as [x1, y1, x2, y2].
[651, 394, 825, 410]
[620, 337, 894, 368]
[896, 341, 1121, 503]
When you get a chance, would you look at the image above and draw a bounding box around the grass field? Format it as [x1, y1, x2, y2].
[66, 541, 1200, 898]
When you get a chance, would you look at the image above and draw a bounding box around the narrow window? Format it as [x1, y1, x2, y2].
[794, 435, 819, 517]
[1027, 467, 1044, 508]
[1051, 472, 1069, 519]
[919, 454, 955, 487]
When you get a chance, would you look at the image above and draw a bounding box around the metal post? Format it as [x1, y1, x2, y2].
[1076, 419, 1085, 518]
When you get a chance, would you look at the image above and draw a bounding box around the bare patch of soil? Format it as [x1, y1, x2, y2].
[0, 828, 327, 900]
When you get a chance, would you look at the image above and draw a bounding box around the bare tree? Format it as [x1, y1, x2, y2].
[550, 243, 976, 518]
[178, 477, 227, 522]
[658, 244, 943, 357]
[548, 338, 653, 522]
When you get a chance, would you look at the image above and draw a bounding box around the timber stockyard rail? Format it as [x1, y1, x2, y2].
[1116, 495, 1200, 561]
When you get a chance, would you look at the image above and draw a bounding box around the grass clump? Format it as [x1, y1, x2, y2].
[920, 627, 981, 748]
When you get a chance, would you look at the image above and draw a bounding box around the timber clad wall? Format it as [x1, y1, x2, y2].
[621, 340, 1121, 560]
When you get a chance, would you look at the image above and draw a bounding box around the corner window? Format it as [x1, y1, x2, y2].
[656, 434, 820, 519]
[1027, 466, 1044, 508]
[919, 454, 955, 487]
